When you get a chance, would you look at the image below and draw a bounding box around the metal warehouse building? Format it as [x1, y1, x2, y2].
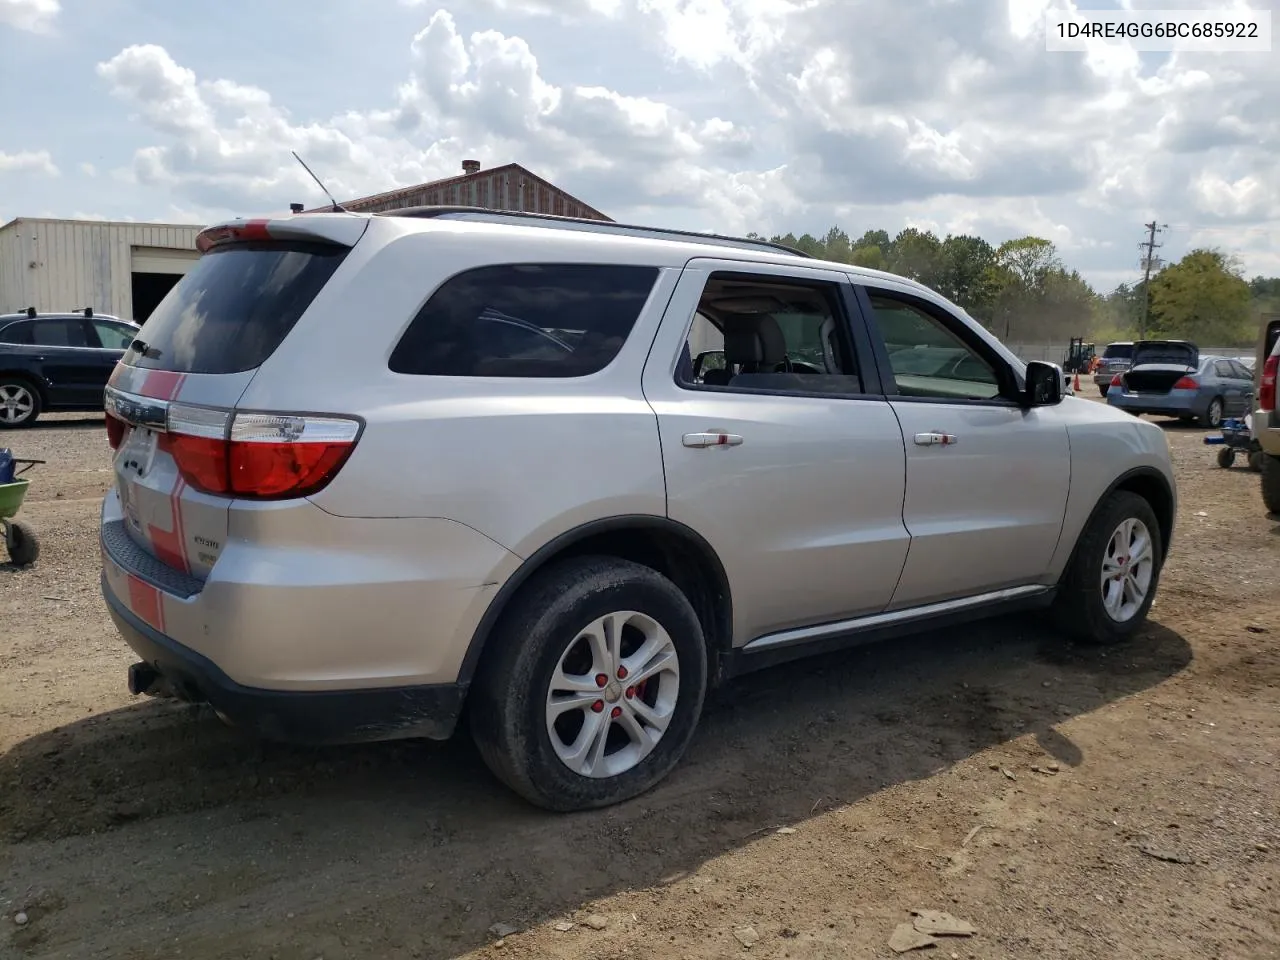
[310, 160, 612, 220]
[1, 161, 608, 324]
[0, 218, 201, 324]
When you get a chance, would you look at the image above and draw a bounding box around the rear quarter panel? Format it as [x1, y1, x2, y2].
[236, 222, 684, 558]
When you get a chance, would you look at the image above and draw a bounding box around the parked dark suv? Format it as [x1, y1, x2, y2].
[0, 308, 140, 428]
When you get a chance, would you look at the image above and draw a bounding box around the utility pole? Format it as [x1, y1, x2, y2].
[1138, 221, 1164, 340]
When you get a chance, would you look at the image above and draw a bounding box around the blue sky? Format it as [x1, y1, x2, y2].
[2, 0, 1277, 293]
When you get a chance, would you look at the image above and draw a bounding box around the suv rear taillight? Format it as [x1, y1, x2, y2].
[163, 403, 360, 499]
[1172, 376, 1198, 390]
[1261, 355, 1278, 412]
[106, 412, 126, 450]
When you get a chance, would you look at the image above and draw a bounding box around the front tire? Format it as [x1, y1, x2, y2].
[1262, 454, 1280, 514]
[469, 556, 708, 811]
[1201, 397, 1224, 429]
[1053, 491, 1163, 645]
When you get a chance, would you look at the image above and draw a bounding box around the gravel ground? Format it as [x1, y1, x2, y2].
[0, 408, 1277, 960]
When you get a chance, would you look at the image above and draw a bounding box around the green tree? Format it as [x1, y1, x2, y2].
[1149, 249, 1252, 344]
[937, 235, 997, 316]
[823, 226, 853, 263]
[888, 228, 943, 287]
[849, 244, 887, 270]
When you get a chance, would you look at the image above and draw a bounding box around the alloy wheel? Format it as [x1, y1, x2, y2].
[1100, 517, 1154, 622]
[0, 384, 35, 425]
[544, 610, 681, 779]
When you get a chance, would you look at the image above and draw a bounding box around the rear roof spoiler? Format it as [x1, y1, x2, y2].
[196, 215, 369, 253]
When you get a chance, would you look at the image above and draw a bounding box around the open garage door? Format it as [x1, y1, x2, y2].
[131, 246, 199, 323]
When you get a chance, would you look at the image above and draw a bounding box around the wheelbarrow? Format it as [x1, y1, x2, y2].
[1203, 416, 1263, 472]
[0, 454, 45, 566]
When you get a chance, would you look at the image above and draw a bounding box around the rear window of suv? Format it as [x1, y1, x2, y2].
[127, 242, 348, 374]
[1103, 343, 1134, 359]
[389, 263, 659, 378]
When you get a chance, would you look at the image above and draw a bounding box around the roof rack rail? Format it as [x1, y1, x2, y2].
[377, 205, 812, 259]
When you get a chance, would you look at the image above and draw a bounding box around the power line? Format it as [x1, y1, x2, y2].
[1138, 220, 1167, 340]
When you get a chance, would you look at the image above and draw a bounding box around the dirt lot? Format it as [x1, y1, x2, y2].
[1, 408, 1277, 960]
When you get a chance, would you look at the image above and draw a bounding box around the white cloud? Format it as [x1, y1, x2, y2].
[0, 149, 58, 176]
[0, 0, 58, 32]
[73, 1, 1280, 287]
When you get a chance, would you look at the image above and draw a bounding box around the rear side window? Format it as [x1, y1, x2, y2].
[128, 242, 348, 374]
[389, 263, 659, 378]
[32, 318, 90, 347]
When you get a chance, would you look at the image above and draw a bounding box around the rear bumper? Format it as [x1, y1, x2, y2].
[1106, 389, 1201, 419]
[103, 575, 466, 743]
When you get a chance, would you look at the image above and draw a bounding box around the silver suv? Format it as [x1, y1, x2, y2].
[101, 208, 1177, 810]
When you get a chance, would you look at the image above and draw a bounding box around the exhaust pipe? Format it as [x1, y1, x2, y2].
[127, 662, 174, 698]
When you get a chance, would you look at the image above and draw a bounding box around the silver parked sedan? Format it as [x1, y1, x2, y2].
[1106, 340, 1255, 427]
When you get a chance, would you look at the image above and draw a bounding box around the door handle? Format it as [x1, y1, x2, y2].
[683, 432, 743, 448]
[914, 431, 958, 447]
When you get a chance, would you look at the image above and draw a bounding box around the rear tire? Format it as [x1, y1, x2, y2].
[0, 378, 41, 429]
[469, 555, 708, 811]
[1053, 491, 1163, 645]
[1201, 397, 1224, 429]
[1217, 447, 1236, 469]
[1262, 455, 1280, 514]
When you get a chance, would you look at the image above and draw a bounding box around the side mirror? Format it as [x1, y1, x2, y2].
[693, 350, 725, 381]
[1023, 361, 1064, 407]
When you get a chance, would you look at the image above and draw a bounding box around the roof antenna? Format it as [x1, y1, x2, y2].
[291, 151, 347, 213]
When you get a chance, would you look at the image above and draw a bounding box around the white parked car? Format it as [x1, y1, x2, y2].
[100, 208, 1178, 810]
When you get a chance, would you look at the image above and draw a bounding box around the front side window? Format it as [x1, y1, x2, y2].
[93, 320, 137, 350]
[865, 293, 1002, 401]
[389, 263, 659, 378]
[677, 273, 863, 395]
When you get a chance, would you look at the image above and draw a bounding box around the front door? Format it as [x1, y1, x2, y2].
[856, 284, 1072, 609]
[642, 259, 910, 646]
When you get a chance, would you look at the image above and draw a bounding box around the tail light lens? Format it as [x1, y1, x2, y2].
[1172, 376, 1198, 390]
[106, 412, 126, 450]
[1110, 374, 1124, 387]
[163, 403, 360, 499]
[1261, 355, 1278, 412]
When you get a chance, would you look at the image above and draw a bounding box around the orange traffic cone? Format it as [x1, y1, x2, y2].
[1073, 372, 1081, 392]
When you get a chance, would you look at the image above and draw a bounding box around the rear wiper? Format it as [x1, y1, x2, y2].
[129, 338, 161, 359]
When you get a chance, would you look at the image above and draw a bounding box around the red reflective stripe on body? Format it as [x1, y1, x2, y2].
[138, 370, 186, 401]
[147, 478, 191, 574]
[127, 576, 165, 632]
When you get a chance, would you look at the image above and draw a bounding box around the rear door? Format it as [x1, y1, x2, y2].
[27, 318, 100, 404]
[106, 230, 356, 581]
[642, 259, 909, 645]
[855, 283, 1071, 609]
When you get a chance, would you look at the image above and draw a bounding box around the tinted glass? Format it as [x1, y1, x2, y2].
[868, 295, 1001, 401]
[1213, 360, 1235, 378]
[0, 321, 32, 345]
[93, 320, 137, 350]
[1231, 360, 1253, 380]
[128, 242, 348, 374]
[390, 264, 658, 378]
[31, 318, 90, 347]
[1103, 343, 1134, 359]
